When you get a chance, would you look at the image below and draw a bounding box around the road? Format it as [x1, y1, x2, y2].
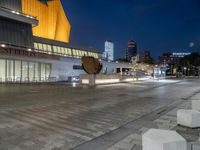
[0, 79, 199, 150]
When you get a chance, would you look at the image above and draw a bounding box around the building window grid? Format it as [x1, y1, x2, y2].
[0, 59, 51, 83]
[34, 43, 98, 58]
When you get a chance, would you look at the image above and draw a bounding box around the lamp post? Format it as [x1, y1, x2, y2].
[184, 67, 187, 77]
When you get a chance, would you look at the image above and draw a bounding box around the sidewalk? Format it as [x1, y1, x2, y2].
[72, 91, 200, 150]
[105, 93, 200, 150]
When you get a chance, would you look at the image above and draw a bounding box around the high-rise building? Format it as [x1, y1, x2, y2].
[104, 41, 114, 61]
[139, 50, 153, 64]
[126, 40, 137, 62]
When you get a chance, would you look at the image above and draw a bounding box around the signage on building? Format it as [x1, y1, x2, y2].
[0, 48, 59, 60]
[172, 52, 191, 57]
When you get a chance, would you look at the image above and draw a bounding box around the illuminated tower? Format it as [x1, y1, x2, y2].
[126, 40, 137, 62]
[104, 41, 114, 61]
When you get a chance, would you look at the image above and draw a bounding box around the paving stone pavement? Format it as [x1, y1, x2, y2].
[0, 80, 199, 150]
[104, 93, 200, 150]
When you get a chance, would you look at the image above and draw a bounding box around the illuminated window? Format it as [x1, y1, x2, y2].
[61, 47, 64, 55]
[78, 50, 82, 57]
[62, 47, 65, 55]
[72, 49, 77, 56]
[43, 44, 47, 51]
[53, 46, 57, 53]
[38, 43, 43, 51]
[78, 50, 81, 56]
[73, 50, 76, 55]
[64, 48, 70, 56]
[79, 51, 82, 56]
[36, 44, 98, 58]
[47, 45, 52, 52]
[69, 49, 72, 56]
[34, 43, 38, 49]
[63, 48, 67, 55]
[81, 51, 84, 56]
[68, 48, 72, 56]
[76, 50, 79, 56]
[57, 47, 61, 54]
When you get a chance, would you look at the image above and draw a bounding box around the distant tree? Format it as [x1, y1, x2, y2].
[180, 53, 200, 67]
[179, 52, 200, 76]
[115, 58, 129, 62]
[144, 57, 154, 64]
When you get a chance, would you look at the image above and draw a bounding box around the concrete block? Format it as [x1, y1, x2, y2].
[142, 129, 187, 150]
[192, 100, 200, 111]
[177, 109, 200, 128]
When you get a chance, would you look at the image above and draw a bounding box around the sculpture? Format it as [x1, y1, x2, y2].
[82, 56, 102, 74]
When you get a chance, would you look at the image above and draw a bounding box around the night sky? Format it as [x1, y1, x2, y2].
[62, 0, 200, 60]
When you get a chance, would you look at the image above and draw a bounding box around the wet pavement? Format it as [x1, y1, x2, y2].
[0, 79, 199, 150]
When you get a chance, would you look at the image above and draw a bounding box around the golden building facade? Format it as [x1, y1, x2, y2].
[22, 0, 71, 43]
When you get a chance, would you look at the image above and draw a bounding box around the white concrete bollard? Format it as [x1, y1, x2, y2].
[192, 100, 200, 111]
[142, 129, 187, 150]
[177, 109, 200, 128]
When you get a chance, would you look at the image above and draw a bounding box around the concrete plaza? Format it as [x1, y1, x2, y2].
[0, 79, 200, 150]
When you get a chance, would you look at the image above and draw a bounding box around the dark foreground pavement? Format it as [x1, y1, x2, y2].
[0, 79, 199, 150]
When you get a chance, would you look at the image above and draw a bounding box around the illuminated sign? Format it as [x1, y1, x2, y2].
[172, 52, 191, 57]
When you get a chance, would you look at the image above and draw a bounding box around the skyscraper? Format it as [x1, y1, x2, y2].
[126, 40, 137, 62]
[139, 50, 153, 64]
[104, 41, 114, 61]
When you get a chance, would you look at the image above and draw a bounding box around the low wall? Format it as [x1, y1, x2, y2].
[80, 74, 135, 86]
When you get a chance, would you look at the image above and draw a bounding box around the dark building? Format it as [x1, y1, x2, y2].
[158, 52, 191, 65]
[125, 40, 137, 62]
[0, 0, 36, 47]
[139, 50, 153, 64]
[158, 53, 173, 65]
[158, 52, 191, 75]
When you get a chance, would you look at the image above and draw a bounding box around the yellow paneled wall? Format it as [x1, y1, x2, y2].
[22, 0, 71, 43]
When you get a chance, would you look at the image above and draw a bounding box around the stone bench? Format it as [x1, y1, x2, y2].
[142, 129, 186, 150]
[192, 100, 200, 111]
[177, 109, 200, 128]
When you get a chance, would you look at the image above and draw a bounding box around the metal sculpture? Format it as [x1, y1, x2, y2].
[82, 56, 102, 74]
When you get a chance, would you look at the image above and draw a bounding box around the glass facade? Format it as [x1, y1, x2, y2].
[0, 59, 51, 83]
[34, 42, 99, 59]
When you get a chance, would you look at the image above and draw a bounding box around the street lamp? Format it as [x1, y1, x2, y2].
[0, 44, 6, 48]
[184, 67, 187, 76]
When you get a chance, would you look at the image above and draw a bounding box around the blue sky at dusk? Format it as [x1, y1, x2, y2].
[62, 0, 200, 60]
